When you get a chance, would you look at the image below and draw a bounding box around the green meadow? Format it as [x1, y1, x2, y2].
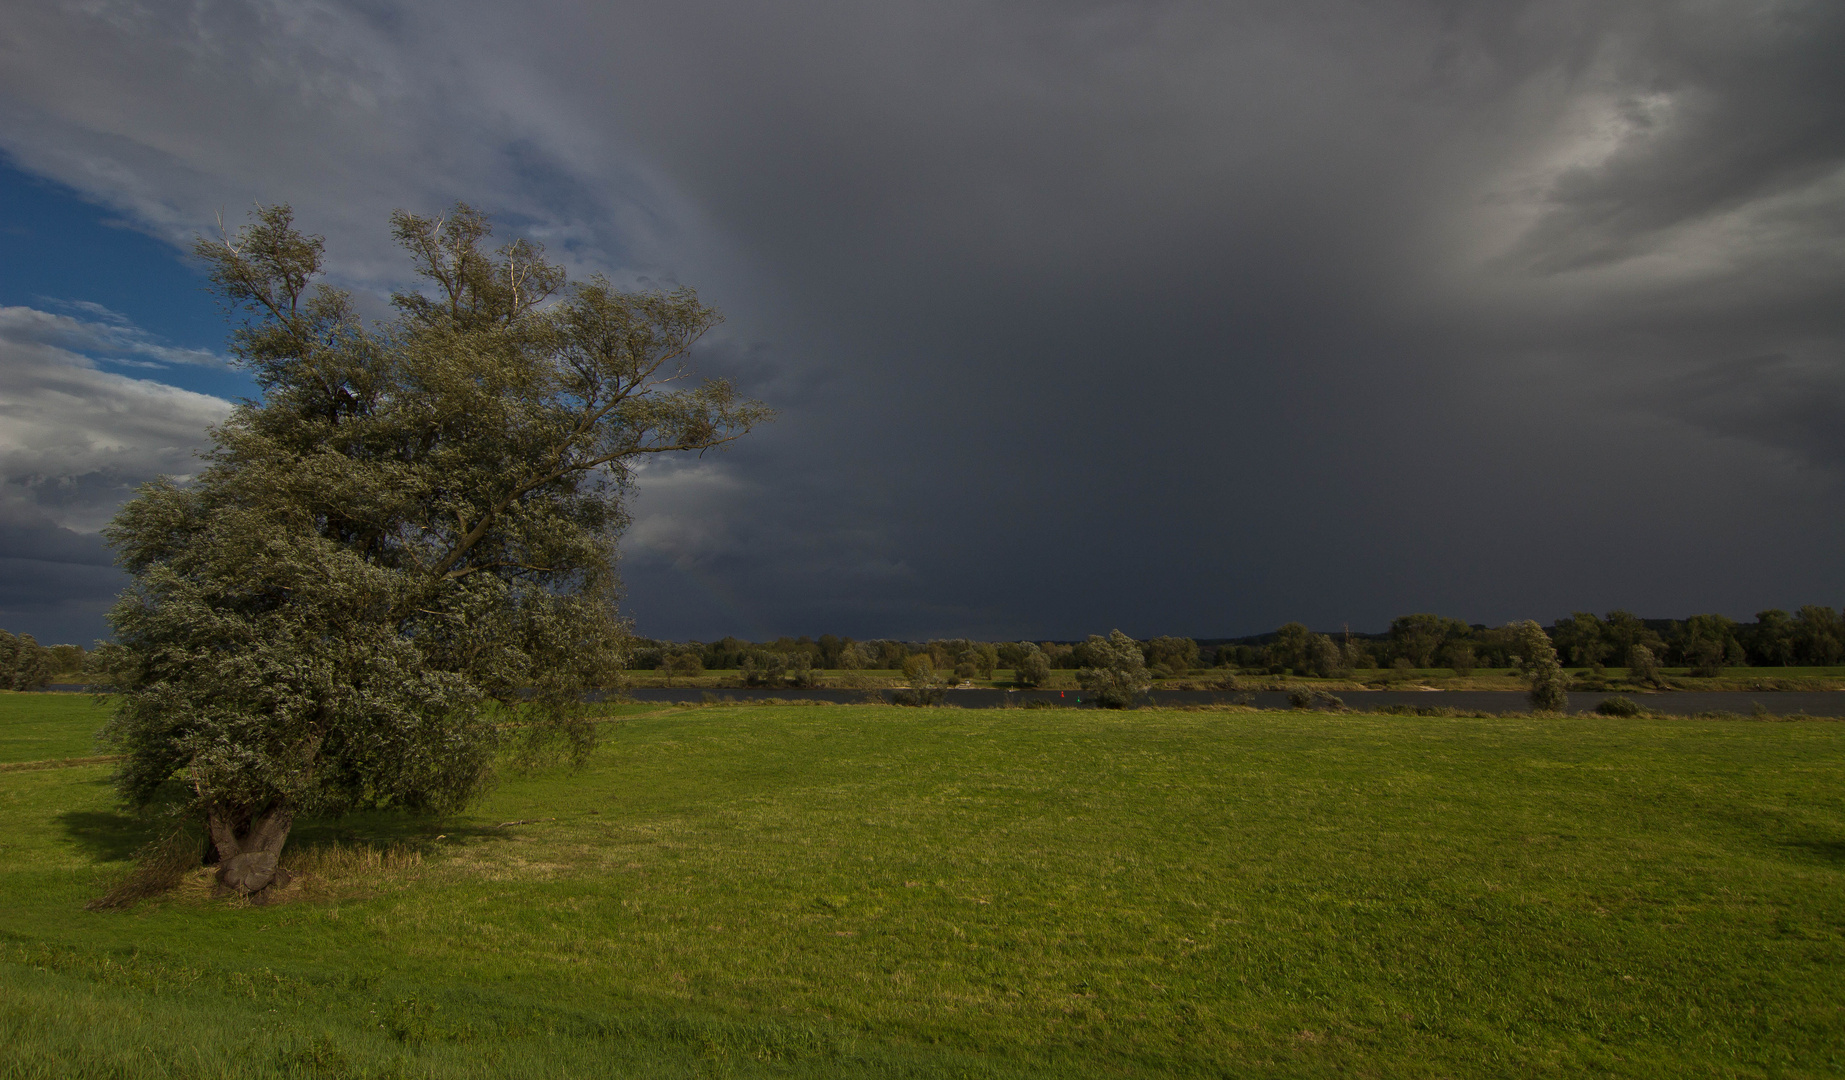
[2, 693, 1842, 1078]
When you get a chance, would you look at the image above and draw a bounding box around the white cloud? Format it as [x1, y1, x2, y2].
[0, 305, 232, 534]
[0, 303, 224, 367]
[0, 0, 705, 301]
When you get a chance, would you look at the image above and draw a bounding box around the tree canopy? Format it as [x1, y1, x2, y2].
[1077, 630, 1152, 708]
[100, 204, 767, 896]
[0, 630, 58, 691]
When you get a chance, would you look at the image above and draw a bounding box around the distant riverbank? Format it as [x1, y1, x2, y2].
[616, 686, 1845, 716]
[37, 682, 1842, 715]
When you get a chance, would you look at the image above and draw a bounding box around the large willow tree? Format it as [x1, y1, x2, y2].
[101, 205, 766, 896]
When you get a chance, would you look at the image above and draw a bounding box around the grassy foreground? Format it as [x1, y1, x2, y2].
[2, 695, 1842, 1078]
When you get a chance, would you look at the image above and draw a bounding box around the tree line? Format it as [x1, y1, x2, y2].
[0, 631, 84, 690]
[7, 605, 1838, 695]
[625, 606, 1845, 683]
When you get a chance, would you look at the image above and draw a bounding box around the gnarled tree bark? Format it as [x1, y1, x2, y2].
[206, 805, 294, 896]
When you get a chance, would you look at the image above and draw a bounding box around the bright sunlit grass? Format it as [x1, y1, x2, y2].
[0, 692, 111, 764]
[2, 693, 1842, 1077]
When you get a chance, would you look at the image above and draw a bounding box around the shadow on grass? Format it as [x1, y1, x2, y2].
[56, 809, 165, 864]
[59, 806, 505, 867]
[1784, 838, 1845, 863]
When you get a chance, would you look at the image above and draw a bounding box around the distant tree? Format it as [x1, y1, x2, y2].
[1306, 633, 1344, 679]
[50, 643, 86, 678]
[1627, 644, 1663, 687]
[766, 636, 821, 666]
[741, 651, 786, 686]
[707, 636, 747, 670]
[889, 651, 945, 705]
[1746, 610, 1797, 667]
[1341, 639, 1375, 670]
[1145, 636, 1199, 678]
[1077, 630, 1152, 708]
[817, 634, 844, 669]
[1014, 643, 1052, 687]
[1551, 613, 1611, 670]
[1472, 624, 1519, 668]
[660, 649, 703, 686]
[892, 653, 952, 701]
[84, 641, 126, 683]
[1602, 611, 1664, 665]
[742, 650, 817, 688]
[1661, 620, 1691, 665]
[1793, 606, 1845, 665]
[1266, 623, 1312, 674]
[1514, 621, 1568, 711]
[900, 653, 935, 686]
[1443, 640, 1477, 677]
[924, 639, 963, 669]
[1677, 614, 1742, 677]
[872, 640, 909, 670]
[0, 631, 58, 691]
[966, 642, 998, 679]
[1068, 638, 1104, 669]
[1387, 614, 1469, 668]
[785, 653, 817, 689]
[836, 641, 865, 669]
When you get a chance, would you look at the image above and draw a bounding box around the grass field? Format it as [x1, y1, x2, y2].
[0, 694, 119, 765]
[2, 693, 1842, 1077]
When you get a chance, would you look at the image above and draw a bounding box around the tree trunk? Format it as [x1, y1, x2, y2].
[206, 804, 294, 897]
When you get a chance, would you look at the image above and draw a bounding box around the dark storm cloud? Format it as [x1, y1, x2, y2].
[0, 557, 120, 608]
[1664, 354, 1845, 469]
[1507, 3, 1845, 271]
[569, 0, 1845, 635]
[1, 0, 1841, 642]
[0, 521, 112, 569]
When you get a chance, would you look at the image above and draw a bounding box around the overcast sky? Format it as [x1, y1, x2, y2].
[1, 0, 1841, 645]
